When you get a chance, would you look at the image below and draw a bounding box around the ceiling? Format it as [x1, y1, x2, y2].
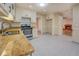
[16, 3, 74, 15]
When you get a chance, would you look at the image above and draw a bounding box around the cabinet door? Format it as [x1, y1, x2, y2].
[1, 3, 15, 16]
[10, 4, 15, 17]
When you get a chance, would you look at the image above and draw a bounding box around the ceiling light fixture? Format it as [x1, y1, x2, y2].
[39, 3, 46, 7]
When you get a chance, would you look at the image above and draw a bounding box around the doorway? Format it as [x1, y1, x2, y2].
[46, 19, 52, 35]
[62, 17, 72, 36]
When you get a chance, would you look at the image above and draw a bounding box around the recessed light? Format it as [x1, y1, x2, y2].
[39, 3, 46, 7]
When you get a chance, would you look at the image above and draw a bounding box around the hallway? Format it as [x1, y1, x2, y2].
[30, 35, 79, 56]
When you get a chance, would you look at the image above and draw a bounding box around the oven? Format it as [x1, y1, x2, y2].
[21, 24, 33, 40]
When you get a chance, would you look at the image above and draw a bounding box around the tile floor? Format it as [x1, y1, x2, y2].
[30, 35, 79, 56]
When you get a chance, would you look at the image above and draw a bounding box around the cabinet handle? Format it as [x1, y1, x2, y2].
[9, 6, 11, 12]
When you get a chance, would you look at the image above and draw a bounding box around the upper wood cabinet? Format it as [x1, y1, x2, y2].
[0, 3, 15, 17]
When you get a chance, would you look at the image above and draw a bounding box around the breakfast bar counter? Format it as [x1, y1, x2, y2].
[0, 27, 34, 56]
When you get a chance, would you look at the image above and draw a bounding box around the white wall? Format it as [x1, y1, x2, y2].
[15, 8, 36, 22]
[57, 16, 63, 35]
[41, 16, 46, 34]
[45, 15, 52, 34]
[15, 7, 37, 38]
[53, 15, 63, 35]
[37, 14, 46, 35]
[46, 14, 63, 35]
[72, 4, 79, 43]
[63, 19, 72, 25]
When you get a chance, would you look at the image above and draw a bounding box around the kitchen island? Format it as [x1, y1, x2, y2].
[0, 27, 34, 56]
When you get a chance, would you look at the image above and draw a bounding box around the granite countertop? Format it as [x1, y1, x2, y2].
[0, 28, 34, 56]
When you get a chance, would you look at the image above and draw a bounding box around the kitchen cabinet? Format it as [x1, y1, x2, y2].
[0, 3, 15, 17]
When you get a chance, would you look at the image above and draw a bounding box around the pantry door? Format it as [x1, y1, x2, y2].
[46, 19, 52, 35]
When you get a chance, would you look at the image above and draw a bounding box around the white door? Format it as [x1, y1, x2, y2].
[46, 19, 52, 34]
